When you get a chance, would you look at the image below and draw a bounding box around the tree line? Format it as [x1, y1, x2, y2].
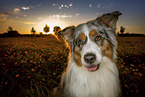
[31, 24, 61, 36]
[1, 25, 144, 37]
[31, 25, 126, 35]
[4, 25, 125, 36]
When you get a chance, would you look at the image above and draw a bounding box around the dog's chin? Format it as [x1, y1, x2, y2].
[85, 64, 100, 72]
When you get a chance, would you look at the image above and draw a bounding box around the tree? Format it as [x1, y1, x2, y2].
[43, 24, 50, 33]
[120, 26, 125, 34]
[31, 27, 36, 35]
[8, 26, 13, 31]
[53, 26, 61, 36]
[40, 32, 43, 35]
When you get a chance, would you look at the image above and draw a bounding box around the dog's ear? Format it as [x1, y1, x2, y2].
[96, 11, 122, 30]
[58, 26, 75, 46]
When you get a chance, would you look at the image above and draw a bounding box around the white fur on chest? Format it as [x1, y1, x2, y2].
[63, 57, 120, 97]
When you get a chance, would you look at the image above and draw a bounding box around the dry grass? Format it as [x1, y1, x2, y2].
[117, 36, 145, 97]
[0, 35, 145, 97]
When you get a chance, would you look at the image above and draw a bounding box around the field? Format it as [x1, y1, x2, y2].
[0, 35, 145, 97]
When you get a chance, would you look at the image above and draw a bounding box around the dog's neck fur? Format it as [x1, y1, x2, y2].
[63, 56, 120, 97]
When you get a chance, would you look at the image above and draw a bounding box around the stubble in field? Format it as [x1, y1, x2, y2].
[0, 35, 144, 97]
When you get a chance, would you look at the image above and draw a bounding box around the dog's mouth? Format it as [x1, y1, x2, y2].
[87, 64, 99, 72]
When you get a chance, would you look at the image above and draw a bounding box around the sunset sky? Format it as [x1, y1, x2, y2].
[0, 0, 145, 34]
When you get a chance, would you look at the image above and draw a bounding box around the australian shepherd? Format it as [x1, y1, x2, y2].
[54, 11, 122, 97]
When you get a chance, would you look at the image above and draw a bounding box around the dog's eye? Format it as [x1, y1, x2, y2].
[95, 36, 101, 41]
[77, 39, 83, 47]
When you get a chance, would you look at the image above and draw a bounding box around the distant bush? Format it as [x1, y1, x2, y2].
[3, 31, 20, 37]
[2, 26, 20, 37]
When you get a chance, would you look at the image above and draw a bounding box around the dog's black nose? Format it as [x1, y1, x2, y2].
[84, 53, 96, 64]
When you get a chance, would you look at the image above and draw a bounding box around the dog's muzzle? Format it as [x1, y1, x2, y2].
[84, 53, 96, 64]
[84, 53, 99, 71]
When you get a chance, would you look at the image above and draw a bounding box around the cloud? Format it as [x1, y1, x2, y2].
[0, 13, 8, 17]
[24, 21, 35, 24]
[103, 3, 113, 8]
[22, 7, 30, 10]
[97, 4, 100, 8]
[1, 8, 20, 16]
[14, 8, 20, 14]
[0, 13, 11, 22]
[64, 5, 69, 8]
[2, 12, 13, 15]
[30, 4, 42, 9]
[59, 6, 62, 9]
[0, 13, 13, 23]
[53, 4, 56, 6]
[49, 14, 72, 18]
[96, 13, 102, 15]
[53, 3, 73, 9]
[21, 4, 42, 10]
[89, 4, 92, 7]
[76, 14, 79, 16]
[107, 3, 113, 7]
[0, 8, 21, 23]
[61, 5, 64, 7]
[69, 3, 72, 7]
[15, 16, 20, 19]
[49, 13, 80, 18]
[0, 16, 7, 22]
[38, 17, 42, 20]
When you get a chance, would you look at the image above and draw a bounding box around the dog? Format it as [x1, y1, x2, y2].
[54, 11, 122, 97]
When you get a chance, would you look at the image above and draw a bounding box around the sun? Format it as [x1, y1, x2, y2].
[36, 18, 67, 34]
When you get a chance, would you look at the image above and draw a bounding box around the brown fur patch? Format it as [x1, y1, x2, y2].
[89, 30, 97, 39]
[74, 46, 82, 67]
[73, 33, 86, 67]
[89, 30, 113, 60]
[101, 39, 113, 60]
[79, 33, 86, 41]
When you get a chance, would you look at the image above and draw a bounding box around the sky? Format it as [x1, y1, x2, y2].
[0, 0, 145, 34]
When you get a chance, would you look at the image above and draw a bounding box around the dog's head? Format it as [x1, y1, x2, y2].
[60, 11, 121, 72]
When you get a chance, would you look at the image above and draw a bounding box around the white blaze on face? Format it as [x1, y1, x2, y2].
[80, 24, 103, 67]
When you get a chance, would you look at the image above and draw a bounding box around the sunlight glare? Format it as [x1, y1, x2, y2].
[37, 18, 67, 34]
